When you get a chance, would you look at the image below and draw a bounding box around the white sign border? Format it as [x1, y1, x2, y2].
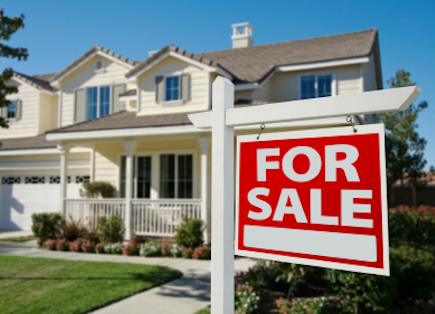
[235, 124, 390, 276]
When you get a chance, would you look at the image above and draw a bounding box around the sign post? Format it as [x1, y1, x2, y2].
[188, 77, 420, 314]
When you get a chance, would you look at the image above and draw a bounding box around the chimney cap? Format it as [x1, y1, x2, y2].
[231, 22, 253, 30]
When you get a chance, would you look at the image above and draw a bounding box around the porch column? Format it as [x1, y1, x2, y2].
[123, 140, 137, 240]
[58, 144, 70, 217]
[198, 137, 210, 244]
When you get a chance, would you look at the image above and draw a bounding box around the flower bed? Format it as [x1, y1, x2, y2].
[41, 238, 211, 260]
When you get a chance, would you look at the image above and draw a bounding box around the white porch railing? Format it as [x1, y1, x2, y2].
[64, 199, 125, 229]
[132, 199, 202, 236]
[64, 199, 201, 236]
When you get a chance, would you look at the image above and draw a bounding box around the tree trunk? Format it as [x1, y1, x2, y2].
[400, 174, 404, 205]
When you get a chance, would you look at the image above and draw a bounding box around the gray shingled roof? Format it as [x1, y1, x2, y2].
[198, 28, 378, 83]
[0, 134, 60, 151]
[126, 28, 379, 84]
[119, 89, 137, 97]
[50, 45, 138, 83]
[13, 72, 58, 92]
[47, 99, 268, 134]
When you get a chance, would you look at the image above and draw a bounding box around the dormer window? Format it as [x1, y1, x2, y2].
[7, 101, 16, 119]
[165, 76, 180, 101]
[155, 74, 190, 104]
[95, 59, 104, 73]
[1, 100, 21, 121]
[299, 73, 334, 99]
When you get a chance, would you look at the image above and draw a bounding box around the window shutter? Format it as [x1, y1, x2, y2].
[111, 83, 126, 113]
[155, 76, 164, 103]
[0, 106, 6, 119]
[15, 100, 22, 120]
[74, 88, 87, 123]
[181, 74, 190, 102]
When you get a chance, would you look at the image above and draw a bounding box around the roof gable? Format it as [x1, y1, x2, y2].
[50, 45, 138, 85]
[12, 72, 57, 93]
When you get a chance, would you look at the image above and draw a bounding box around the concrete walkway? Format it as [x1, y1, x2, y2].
[0, 234, 256, 314]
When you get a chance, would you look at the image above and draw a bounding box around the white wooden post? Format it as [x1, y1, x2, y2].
[58, 144, 69, 217]
[198, 136, 210, 244]
[211, 77, 235, 314]
[123, 141, 137, 240]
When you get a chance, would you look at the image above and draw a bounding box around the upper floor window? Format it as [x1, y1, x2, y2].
[165, 76, 180, 101]
[86, 86, 110, 120]
[7, 101, 16, 119]
[1, 100, 21, 121]
[75, 83, 126, 124]
[155, 74, 190, 104]
[300, 74, 333, 99]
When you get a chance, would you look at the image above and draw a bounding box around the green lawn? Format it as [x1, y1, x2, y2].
[194, 308, 210, 314]
[0, 235, 36, 242]
[0, 255, 182, 314]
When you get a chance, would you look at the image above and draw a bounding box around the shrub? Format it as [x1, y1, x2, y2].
[80, 181, 116, 198]
[234, 282, 260, 314]
[95, 242, 106, 253]
[31, 213, 62, 245]
[192, 245, 211, 259]
[174, 217, 204, 248]
[170, 244, 181, 257]
[389, 205, 435, 252]
[44, 239, 57, 250]
[276, 297, 345, 314]
[57, 215, 87, 242]
[181, 246, 193, 259]
[56, 238, 69, 251]
[139, 242, 162, 257]
[104, 242, 123, 254]
[98, 215, 125, 243]
[122, 240, 140, 256]
[69, 238, 86, 252]
[81, 240, 95, 253]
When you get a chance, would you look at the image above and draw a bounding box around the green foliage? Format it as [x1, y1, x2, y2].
[98, 215, 125, 243]
[31, 213, 62, 245]
[389, 205, 435, 252]
[276, 297, 345, 314]
[378, 69, 428, 206]
[80, 181, 116, 198]
[0, 10, 28, 130]
[174, 217, 204, 248]
[57, 216, 87, 242]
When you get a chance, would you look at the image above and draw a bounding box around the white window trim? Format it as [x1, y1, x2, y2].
[163, 75, 181, 104]
[297, 70, 336, 100]
[117, 149, 196, 200]
[86, 85, 111, 119]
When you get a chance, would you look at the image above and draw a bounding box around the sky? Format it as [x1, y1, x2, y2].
[1, 0, 434, 169]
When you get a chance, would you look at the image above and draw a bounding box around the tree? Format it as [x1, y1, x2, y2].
[0, 9, 28, 129]
[378, 69, 428, 206]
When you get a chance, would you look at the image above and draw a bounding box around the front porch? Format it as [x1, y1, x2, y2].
[65, 198, 202, 237]
[57, 135, 211, 241]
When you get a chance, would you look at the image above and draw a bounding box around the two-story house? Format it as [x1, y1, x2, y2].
[0, 23, 382, 241]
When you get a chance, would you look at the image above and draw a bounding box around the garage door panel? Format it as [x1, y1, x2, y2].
[1, 173, 87, 230]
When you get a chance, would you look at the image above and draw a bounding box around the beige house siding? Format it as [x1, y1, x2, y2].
[270, 72, 298, 103]
[93, 139, 202, 199]
[39, 94, 59, 134]
[253, 79, 272, 102]
[363, 53, 378, 92]
[59, 55, 133, 127]
[336, 65, 362, 95]
[235, 90, 252, 101]
[0, 83, 40, 139]
[137, 56, 209, 116]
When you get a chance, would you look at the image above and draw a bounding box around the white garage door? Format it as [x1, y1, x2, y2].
[0, 174, 88, 230]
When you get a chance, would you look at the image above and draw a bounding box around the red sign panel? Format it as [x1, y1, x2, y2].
[235, 124, 389, 276]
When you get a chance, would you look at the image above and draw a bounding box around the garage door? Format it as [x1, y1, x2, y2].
[0, 174, 88, 230]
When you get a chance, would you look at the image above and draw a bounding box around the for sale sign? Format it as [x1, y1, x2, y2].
[235, 124, 389, 276]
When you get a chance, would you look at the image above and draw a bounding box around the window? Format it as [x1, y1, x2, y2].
[160, 154, 193, 199]
[95, 59, 103, 71]
[300, 74, 333, 99]
[165, 76, 180, 101]
[86, 86, 110, 120]
[7, 101, 16, 119]
[120, 156, 151, 198]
